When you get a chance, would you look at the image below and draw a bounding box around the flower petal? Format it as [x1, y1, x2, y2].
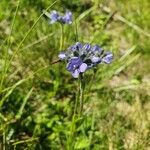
[66, 57, 82, 72]
[75, 42, 83, 50]
[79, 63, 87, 73]
[102, 52, 113, 64]
[91, 56, 101, 63]
[72, 69, 79, 78]
[58, 52, 66, 60]
[82, 43, 91, 51]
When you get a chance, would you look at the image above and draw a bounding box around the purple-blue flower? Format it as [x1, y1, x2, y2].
[102, 52, 113, 64]
[69, 42, 83, 52]
[49, 10, 60, 24]
[66, 57, 86, 78]
[82, 43, 91, 51]
[62, 11, 72, 24]
[91, 45, 103, 54]
[91, 56, 101, 63]
[58, 42, 113, 78]
[48, 10, 72, 24]
[67, 57, 82, 72]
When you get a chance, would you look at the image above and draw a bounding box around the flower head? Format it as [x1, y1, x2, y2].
[102, 52, 113, 64]
[49, 10, 60, 24]
[58, 42, 113, 78]
[67, 57, 82, 73]
[49, 10, 72, 24]
[61, 11, 72, 24]
[65, 57, 88, 78]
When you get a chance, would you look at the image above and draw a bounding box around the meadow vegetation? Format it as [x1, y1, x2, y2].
[0, 0, 150, 149]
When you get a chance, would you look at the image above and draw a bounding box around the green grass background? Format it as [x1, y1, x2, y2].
[0, 0, 150, 149]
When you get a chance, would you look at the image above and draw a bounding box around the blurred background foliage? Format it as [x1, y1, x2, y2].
[0, 0, 150, 149]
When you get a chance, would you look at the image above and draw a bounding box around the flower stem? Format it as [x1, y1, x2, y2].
[58, 24, 64, 82]
[74, 88, 78, 115]
[68, 75, 85, 149]
[59, 24, 64, 51]
[79, 74, 84, 116]
[74, 19, 78, 42]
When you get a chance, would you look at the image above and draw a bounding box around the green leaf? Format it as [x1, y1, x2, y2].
[75, 138, 90, 149]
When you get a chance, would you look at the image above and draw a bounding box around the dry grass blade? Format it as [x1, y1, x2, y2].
[100, 5, 150, 38]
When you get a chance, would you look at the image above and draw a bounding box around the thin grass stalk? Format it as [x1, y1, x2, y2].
[67, 115, 76, 150]
[16, 88, 33, 119]
[0, 1, 58, 92]
[0, 1, 58, 108]
[88, 111, 95, 149]
[0, 0, 20, 92]
[87, 69, 97, 93]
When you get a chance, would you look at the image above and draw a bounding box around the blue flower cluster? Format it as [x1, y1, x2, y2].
[58, 42, 113, 78]
[49, 10, 72, 24]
